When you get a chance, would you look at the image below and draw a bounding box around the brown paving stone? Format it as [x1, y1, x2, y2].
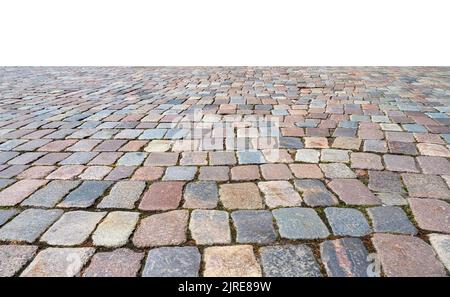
[144, 152, 179, 166]
[328, 179, 381, 205]
[260, 164, 293, 180]
[131, 166, 164, 181]
[350, 152, 383, 170]
[416, 156, 450, 175]
[383, 154, 419, 172]
[231, 165, 260, 181]
[198, 166, 229, 181]
[132, 210, 188, 247]
[409, 198, 450, 233]
[219, 182, 263, 209]
[371, 233, 446, 277]
[139, 181, 184, 210]
[402, 173, 450, 199]
[289, 164, 324, 179]
[82, 248, 144, 277]
[45, 165, 85, 179]
[16, 166, 56, 179]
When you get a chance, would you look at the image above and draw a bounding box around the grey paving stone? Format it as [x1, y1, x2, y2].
[92, 211, 139, 247]
[368, 206, 418, 235]
[319, 163, 356, 179]
[273, 207, 330, 239]
[189, 210, 231, 245]
[294, 179, 339, 206]
[368, 171, 405, 193]
[260, 245, 322, 277]
[116, 152, 147, 166]
[40, 211, 106, 246]
[428, 234, 450, 271]
[183, 181, 219, 209]
[58, 181, 112, 208]
[0, 208, 63, 243]
[21, 247, 95, 277]
[59, 152, 98, 165]
[162, 166, 197, 181]
[0, 179, 15, 190]
[325, 207, 371, 236]
[22, 180, 81, 207]
[83, 248, 144, 277]
[97, 181, 146, 209]
[237, 150, 266, 164]
[231, 210, 277, 244]
[0, 245, 38, 277]
[142, 247, 201, 277]
[0, 208, 19, 226]
[375, 192, 407, 206]
[320, 238, 371, 277]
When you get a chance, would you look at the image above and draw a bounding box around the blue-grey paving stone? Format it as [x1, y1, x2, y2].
[0, 152, 19, 164]
[0, 209, 19, 226]
[22, 180, 81, 207]
[138, 129, 167, 140]
[426, 112, 449, 119]
[97, 181, 146, 209]
[294, 179, 338, 206]
[183, 181, 218, 209]
[237, 150, 266, 164]
[295, 119, 319, 128]
[0, 179, 15, 190]
[40, 211, 106, 246]
[59, 152, 98, 165]
[142, 247, 201, 277]
[324, 207, 371, 236]
[279, 136, 303, 149]
[273, 207, 330, 239]
[272, 109, 288, 116]
[442, 134, 450, 144]
[0, 208, 63, 243]
[260, 245, 322, 277]
[333, 128, 357, 137]
[164, 128, 189, 140]
[0, 140, 27, 151]
[338, 121, 358, 129]
[402, 124, 427, 133]
[8, 152, 45, 165]
[320, 238, 370, 277]
[116, 152, 147, 166]
[350, 115, 370, 122]
[0, 165, 29, 178]
[58, 181, 113, 208]
[363, 140, 388, 153]
[368, 206, 418, 235]
[232, 210, 276, 244]
[162, 166, 197, 181]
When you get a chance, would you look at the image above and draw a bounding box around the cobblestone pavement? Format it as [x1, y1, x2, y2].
[0, 67, 449, 277]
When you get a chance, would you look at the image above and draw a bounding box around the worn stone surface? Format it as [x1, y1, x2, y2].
[294, 179, 338, 206]
[372, 233, 446, 277]
[260, 245, 322, 277]
[58, 181, 112, 208]
[428, 234, 450, 271]
[0, 179, 48, 206]
[328, 179, 381, 205]
[0, 209, 19, 227]
[132, 210, 188, 247]
[325, 207, 371, 236]
[258, 181, 302, 208]
[232, 210, 277, 244]
[97, 181, 146, 209]
[203, 245, 262, 277]
[41, 211, 106, 246]
[0, 245, 38, 277]
[83, 248, 144, 277]
[402, 174, 450, 199]
[143, 247, 201, 277]
[21, 248, 95, 277]
[92, 211, 139, 247]
[368, 206, 417, 234]
[320, 238, 371, 277]
[139, 181, 184, 210]
[189, 210, 231, 245]
[0, 208, 63, 243]
[22, 180, 80, 207]
[273, 207, 330, 239]
[219, 182, 263, 209]
[183, 181, 219, 209]
[408, 198, 450, 233]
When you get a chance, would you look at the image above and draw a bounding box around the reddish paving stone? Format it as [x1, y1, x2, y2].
[79, 166, 111, 180]
[132, 210, 188, 247]
[198, 166, 229, 181]
[417, 143, 450, 157]
[82, 248, 144, 277]
[328, 179, 381, 205]
[118, 140, 147, 152]
[402, 173, 450, 199]
[289, 164, 324, 179]
[104, 166, 136, 180]
[383, 154, 419, 172]
[88, 152, 123, 165]
[409, 198, 450, 233]
[304, 137, 329, 148]
[388, 141, 418, 155]
[33, 152, 71, 165]
[350, 152, 383, 170]
[93, 140, 127, 152]
[0, 179, 48, 206]
[45, 165, 85, 179]
[371, 233, 446, 277]
[260, 164, 293, 180]
[180, 152, 208, 165]
[332, 137, 361, 150]
[66, 139, 101, 151]
[16, 166, 56, 179]
[231, 165, 261, 181]
[144, 152, 179, 166]
[262, 149, 294, 163]
[131, 166, 164, 181]
[416, 156, 450, 175]
[0, 245, 38, 277]
[38, 140, 76, 152]
[209, 151, 236, 165]
[139, 181, 184, 210]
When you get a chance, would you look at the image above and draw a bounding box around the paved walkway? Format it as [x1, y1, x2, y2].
[0, 67, 449, 277]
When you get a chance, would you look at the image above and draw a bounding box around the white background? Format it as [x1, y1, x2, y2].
[0, 0, 449, 66]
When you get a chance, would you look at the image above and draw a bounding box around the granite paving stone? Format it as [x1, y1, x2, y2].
[273, 207, 329, 239]
[0, 179, 48, 206]
[83, 248, 144, 277]
[258, 181, 302, 208]
[231, 210, 277, 244]
[97, 181, 146, 209]
[139, 181, 184, 210]
[325, 207, 371, 236]
[58, 181, 112, 208]
[183, 181, 219, 209]
[0, 245, 38, 277]
[189, 210, 231, 245]
[408, 198, 450, 233]
[142, 247, 201, 277]
[428, 234, 450, 271]
[22, 180, 80, 207]
[219, 182, 263, 209]
[0, 209, 19, 226]
[368, 206, 417, 234]
[92, 211, 139, 247]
